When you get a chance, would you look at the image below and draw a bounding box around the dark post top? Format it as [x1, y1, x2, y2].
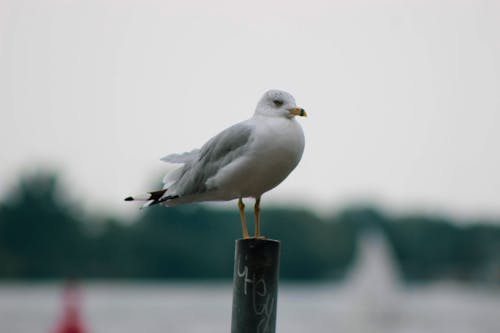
[231, 238, 280, 333]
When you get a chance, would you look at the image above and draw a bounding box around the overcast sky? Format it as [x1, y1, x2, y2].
[1, 0, 499, 220]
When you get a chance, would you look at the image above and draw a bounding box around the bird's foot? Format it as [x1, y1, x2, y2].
[249, 235, 267, 240]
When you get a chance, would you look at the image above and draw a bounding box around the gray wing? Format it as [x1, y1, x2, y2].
[171, 122, 254, 196]
[161, 149, 200, 163]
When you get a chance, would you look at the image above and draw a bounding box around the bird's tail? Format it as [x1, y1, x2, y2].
[124, 189, 178, 209]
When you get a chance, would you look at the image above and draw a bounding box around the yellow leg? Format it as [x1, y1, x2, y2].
[254, 197, 261, 238]
[238, 197, 249, 239]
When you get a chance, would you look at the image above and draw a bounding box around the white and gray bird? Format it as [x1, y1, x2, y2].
[125, 89, 307, 238]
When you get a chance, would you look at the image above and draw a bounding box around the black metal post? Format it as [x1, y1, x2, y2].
[231, 238, 280, 333]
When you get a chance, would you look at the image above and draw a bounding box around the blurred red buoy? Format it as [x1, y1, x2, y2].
[54, 279, 86, 333]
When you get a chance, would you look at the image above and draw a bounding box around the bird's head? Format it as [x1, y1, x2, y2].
[255, 90, 307, 119]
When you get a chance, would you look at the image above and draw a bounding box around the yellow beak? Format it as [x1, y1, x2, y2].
[288, 107, 307, 117]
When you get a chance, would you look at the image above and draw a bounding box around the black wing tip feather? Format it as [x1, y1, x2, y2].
[148, 195, 180, 207]
[124, 190, 178, 206]
[148, 189, 168, 201]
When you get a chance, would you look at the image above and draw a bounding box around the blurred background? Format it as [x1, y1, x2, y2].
[1, 0, 499, 332]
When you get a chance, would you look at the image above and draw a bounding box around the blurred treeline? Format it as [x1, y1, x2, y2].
[0, 171, 499, 283]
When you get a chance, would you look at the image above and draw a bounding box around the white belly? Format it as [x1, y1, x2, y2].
[210, 117, 305, 199]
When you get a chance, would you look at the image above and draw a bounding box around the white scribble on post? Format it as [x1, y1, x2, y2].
[237, 253, 275, 333]
[236, 256, 252, 296]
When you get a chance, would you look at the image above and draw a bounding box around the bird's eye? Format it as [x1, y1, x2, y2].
[273, 100, 283, 107]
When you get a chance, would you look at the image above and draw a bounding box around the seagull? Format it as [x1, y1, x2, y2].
[125, 89, 307, 238]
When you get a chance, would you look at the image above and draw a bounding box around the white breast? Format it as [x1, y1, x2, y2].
[212, 116, 305, 199]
